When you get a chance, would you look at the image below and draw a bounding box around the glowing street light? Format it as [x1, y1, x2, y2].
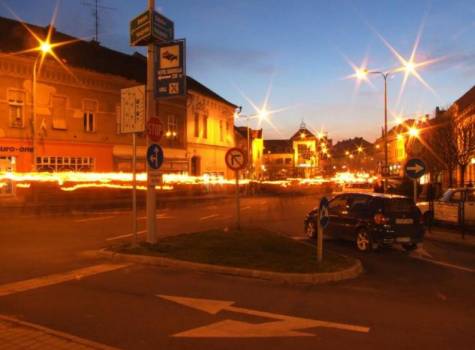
[408, 127, 419, 138]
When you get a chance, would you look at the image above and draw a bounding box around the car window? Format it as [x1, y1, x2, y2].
[384, 198, 416, 213]
[349, 195, 369, 211]
[440, 190, 452, 202]
[328, 195, 348, 210]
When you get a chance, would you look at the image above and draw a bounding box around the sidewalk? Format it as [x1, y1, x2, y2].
[0, 315, 119, 350]
[425, 226, 475, 248]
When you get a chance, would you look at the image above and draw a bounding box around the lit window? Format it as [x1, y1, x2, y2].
[52, 96, 68, 130]
[194, 113, 199, 137]
[168, 114, 177, 138]
[219, 120, 223, 141]
[203, 115, 208, 139]
[8, 89, 25, 128]
[83, 100, 97, 133]
[36, 156, 95, 172]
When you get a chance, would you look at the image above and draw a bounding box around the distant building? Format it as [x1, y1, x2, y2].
[0, 16, 237, 189]
[263, 122, 331, 178]
[331, 137, 375, 173]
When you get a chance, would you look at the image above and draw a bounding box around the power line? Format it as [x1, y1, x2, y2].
[80, 0, 116, 42]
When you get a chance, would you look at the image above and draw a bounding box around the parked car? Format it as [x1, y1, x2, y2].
[304, 192, 425, 252]
[417, 188, 475, 226]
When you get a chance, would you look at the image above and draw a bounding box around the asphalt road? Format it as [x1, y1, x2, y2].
[0, 195, 474, 349]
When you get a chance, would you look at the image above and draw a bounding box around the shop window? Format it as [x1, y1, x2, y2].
[194, 113, 199, 137]
[8, 89, 25, 128]
[36, 156, 95, 172]
[83, 100, 97, 133]
[52, 95, 67, 130]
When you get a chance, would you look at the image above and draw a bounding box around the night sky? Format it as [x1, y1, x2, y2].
[1, 0, 474, 142]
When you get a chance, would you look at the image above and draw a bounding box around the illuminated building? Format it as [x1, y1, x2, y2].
[0, 17, 237, 185]
[263, 122, 329, 179]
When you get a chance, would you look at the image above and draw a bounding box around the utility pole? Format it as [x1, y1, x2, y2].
[146, 0, 157, 244]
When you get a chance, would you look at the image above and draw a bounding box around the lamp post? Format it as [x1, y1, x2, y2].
[31, 41, 53, 171]
[355, 69, 391, 192]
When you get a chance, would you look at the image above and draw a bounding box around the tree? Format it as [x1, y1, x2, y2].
[413, 111, 458, 187]
[454, 114, 475, 186]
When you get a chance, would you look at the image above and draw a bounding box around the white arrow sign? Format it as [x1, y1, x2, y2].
[157, 295, 370, 338]
[407, 164, 424, 173]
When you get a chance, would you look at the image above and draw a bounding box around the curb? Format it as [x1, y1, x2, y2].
[81, 249, 363, 285]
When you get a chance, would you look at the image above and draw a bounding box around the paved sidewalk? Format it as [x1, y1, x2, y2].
[0, 315, 119, 350]
[425, 226, 475, 248]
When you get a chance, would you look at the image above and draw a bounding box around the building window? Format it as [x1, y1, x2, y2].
[194, 113, 199, 137]
[203, 115, 208, 139]
[226, 121, 230, 140]
[167, 114, 177, 138]
[285, 158, 292, 164]
[52, 95, 67, 130]
[83, 100, 97, 133]
[8, 89, 25, 128]
[219, 120, 223, 141]
[36, 156, 95, 172]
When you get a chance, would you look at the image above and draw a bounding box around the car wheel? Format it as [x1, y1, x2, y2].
[306, 221, 316, 239]
[355, 228, 373, 252]
[402, 243, 417, 251]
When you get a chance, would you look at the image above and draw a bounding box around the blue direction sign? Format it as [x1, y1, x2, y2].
[319, 197, 330, 229]
[405, 158, 426, 179]
[146, 144, 164, 170]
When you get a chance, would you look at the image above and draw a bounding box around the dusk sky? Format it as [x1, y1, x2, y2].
[1, 0, 474, 142]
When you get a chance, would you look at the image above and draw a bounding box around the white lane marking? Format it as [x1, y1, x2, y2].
[199, 214, 220, 221]
[241, 206, 251, 210]
[0, 264, 129, 297]
[106, 230, 146, 241]
[412, 256, 474, 273]
[74, 215, 115, 223]
[158, 295, 370, 337]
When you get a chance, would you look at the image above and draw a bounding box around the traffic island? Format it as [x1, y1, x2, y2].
[94, 229, 363, 284]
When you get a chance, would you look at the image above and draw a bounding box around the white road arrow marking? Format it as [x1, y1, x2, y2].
[157, 295, 370, 338]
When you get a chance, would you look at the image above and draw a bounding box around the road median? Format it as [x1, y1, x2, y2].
[85, 228, 363, 284]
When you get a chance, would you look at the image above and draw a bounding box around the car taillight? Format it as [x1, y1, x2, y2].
[374, 213, 390, 225]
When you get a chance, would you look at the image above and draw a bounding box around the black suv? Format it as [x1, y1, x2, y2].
[304, 192, 425, 252]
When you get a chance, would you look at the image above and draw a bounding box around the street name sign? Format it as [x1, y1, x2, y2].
[120, 85, 145, 133]
[147, 117, 163, 142]
[405, 158, 426, 179]
[225, 148, 248, 171]
[130, 10, 174, 46]
[156, 39, 186, 99]
[147, 144, 164, 170]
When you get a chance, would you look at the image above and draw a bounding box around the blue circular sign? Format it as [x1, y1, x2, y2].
[319, 197, 330, 229]
[146, 144, 164, 170]
[405, 158, 426, 179]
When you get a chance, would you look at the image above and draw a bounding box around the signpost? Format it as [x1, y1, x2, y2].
[120, 85, 145, 244]
[156, 39, 186, 98]
[405, 158, 426, 204]
[225, 148, 248, 230]
[317, 197, 329, 264]
[130, 10, 174, 46]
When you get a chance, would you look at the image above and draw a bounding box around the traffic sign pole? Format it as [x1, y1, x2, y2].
[413, 179, 418, 204]
[146, 0, 157, 244]
[132, 132, 138, 244]
[235, 170, 240, 230]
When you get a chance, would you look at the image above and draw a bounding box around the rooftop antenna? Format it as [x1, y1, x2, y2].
[299, 119, 306, 130]
[81, 0, 116, 43]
